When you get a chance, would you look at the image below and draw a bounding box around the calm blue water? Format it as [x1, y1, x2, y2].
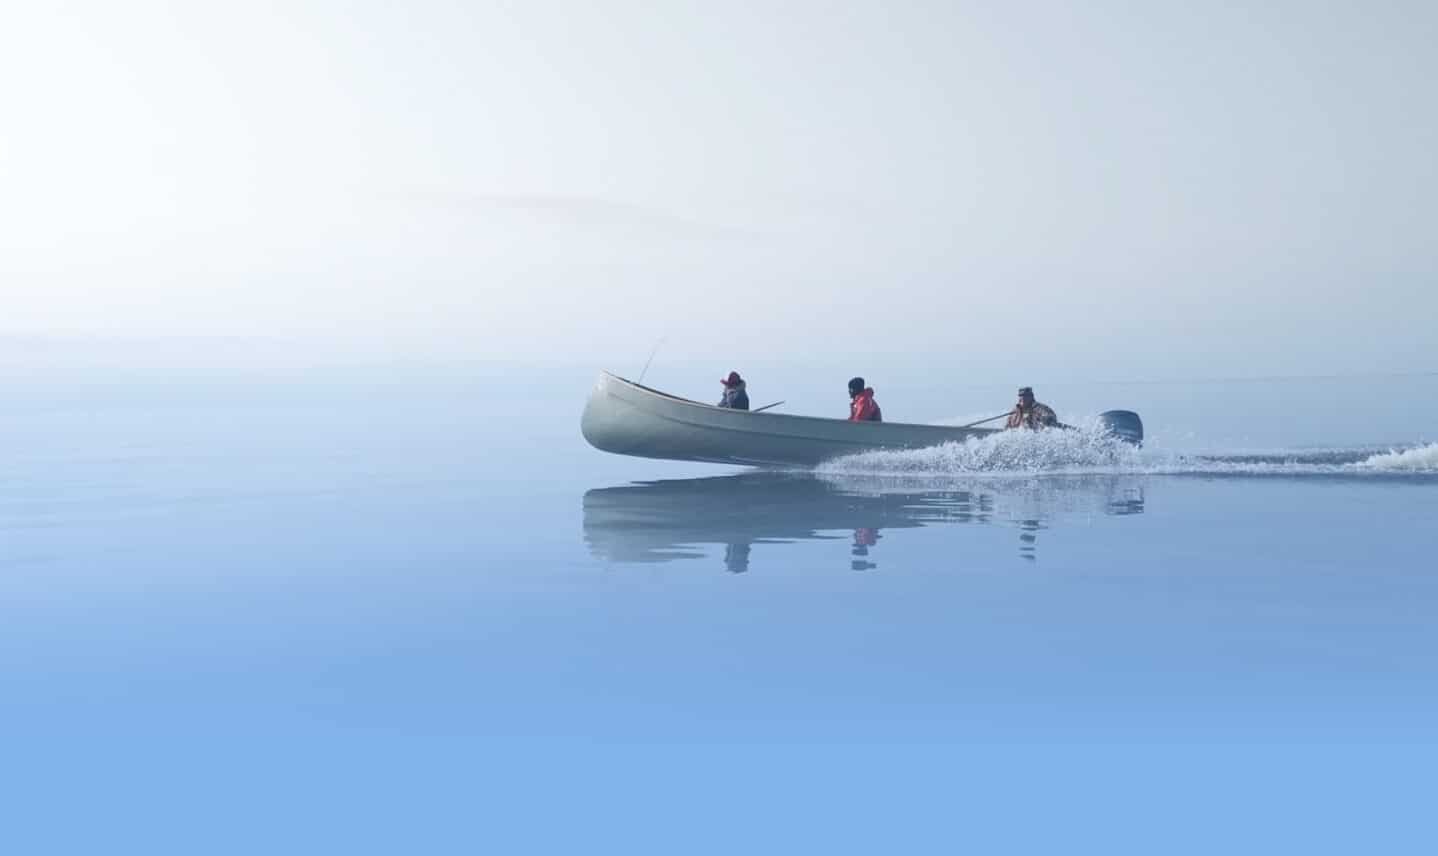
[3, 366, 1436, 853]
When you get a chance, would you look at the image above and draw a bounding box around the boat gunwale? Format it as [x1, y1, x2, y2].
[599, 371, 997, 439]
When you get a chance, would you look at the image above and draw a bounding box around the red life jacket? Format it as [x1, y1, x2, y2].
[849, 388, 882, 422]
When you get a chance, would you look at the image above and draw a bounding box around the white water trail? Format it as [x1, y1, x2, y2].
[816, 429, 1438, 478]
[818, 425, 1140, 476]
[1354, 443, 1438, 472]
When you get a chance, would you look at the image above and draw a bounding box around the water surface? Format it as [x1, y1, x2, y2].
[3, 366, 1436, 853]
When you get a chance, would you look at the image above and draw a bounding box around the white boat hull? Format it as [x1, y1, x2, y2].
[580, 372, 999, 467]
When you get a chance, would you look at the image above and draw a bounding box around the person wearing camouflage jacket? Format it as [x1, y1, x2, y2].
[1005, 387, 1059, 429]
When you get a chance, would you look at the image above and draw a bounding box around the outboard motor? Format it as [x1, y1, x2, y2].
[1097, 410, 1144, 446]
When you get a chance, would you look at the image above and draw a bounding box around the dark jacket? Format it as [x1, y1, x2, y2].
[718, 381, 749, 410]
[849, 388, 882, 422]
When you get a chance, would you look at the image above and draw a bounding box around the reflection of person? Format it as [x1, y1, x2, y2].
[1018, 519, 1040, 560]
[1005, 387, 1059, 430]
[847, 377, 882, 422]
[1108, 487, 1146, 516]
[718, 372, 749, 410]
[723, 542, 751, 573]
[851, 527, 881, 570]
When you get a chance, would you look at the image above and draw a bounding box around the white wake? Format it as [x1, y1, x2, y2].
[816, 430, 1438, 478]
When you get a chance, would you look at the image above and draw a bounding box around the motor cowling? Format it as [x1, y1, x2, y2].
[1098, 410, 1144, 446]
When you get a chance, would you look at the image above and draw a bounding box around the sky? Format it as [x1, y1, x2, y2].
[2, 1, 1434, 378]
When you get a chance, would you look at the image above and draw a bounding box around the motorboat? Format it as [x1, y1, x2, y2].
[580, 372, 1143, 467]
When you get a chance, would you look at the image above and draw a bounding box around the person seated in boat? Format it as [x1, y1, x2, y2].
[1005, 386, 1059, 430]
[718, 371, 749, 410]
[848, 377, 882, 422]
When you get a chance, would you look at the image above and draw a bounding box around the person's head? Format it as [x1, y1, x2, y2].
[1017, 386, 1035, 407]
[722, 371, 743, 387]
[848, 377, 866, 397]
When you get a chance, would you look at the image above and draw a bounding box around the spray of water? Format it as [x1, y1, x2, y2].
[1355, 443, 1438, 472]
[816, 428, 1438, 478]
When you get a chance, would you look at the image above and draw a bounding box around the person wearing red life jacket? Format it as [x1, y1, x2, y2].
[847, 377, 882, 422]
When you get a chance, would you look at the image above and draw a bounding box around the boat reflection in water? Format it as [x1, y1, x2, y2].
[582, 472, 1145, 572]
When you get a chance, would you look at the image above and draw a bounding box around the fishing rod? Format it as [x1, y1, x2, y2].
[751, 400, 785, 413]
[958, 412, 1013, 428]
[637, 337, 666, 385]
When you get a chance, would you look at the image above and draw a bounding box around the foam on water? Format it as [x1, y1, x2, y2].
[816, 429, 1438, 478]
[1355, 443, 1438, 472]
[819, 424, 1140, 476]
